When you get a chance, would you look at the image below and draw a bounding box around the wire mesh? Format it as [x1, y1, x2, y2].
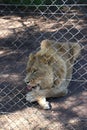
[0, 1, 87, 130]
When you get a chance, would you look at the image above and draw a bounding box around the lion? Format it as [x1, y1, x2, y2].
[24, 39, 81, 109]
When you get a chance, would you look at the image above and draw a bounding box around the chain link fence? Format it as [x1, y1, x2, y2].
[0, 0, 87, 130]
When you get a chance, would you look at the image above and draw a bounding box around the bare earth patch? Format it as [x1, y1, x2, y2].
[0, 6, 87, 130]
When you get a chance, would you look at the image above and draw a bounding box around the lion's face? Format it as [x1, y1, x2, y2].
[24, 54, 54, 90]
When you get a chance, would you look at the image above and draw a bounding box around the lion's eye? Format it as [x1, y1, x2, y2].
[32, 69, 38, 73]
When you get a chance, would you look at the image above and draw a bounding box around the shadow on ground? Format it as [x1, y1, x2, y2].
[0, 6, 87, 130]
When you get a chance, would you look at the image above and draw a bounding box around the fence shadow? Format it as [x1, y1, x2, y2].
[0, 7, 87, 115]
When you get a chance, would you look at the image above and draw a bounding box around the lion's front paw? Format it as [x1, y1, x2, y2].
[26, 92, 36, 102]
[38, 97, 52, 110]
[43, 101, 52, 110]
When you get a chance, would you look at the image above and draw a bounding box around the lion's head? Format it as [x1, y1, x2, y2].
[24, 39, 81, 92]
[24, 53, 54, 90]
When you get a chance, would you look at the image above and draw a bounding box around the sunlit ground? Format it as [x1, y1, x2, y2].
[0, 6, 87, 130]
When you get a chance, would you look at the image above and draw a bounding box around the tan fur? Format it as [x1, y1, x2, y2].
[25, 39, 81, 109]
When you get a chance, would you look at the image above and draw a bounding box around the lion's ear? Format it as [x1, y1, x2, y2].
[26, 53, 35, 72]
[29, 53, 35, 60]
[40, 39, 53, 50]
[70, 43, 81, 61]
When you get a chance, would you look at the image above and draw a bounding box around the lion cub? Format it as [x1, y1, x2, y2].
[24, 39, 81, 109]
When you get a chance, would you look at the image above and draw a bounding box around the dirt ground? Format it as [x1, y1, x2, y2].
[0, 6, 87, 130]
